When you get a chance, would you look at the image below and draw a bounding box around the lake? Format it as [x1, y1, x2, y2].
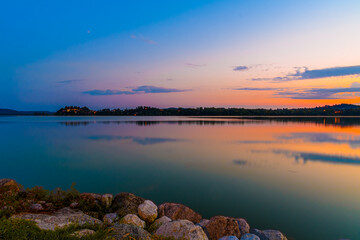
[1, 116, 360, 240]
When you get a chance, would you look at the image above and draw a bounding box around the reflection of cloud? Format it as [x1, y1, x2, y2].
[274, 150, 360, 165]
[83, 85, 188, 96]
[233, 159, 248, 166]
[88, 135, 182, 145]
[278, 132, 360, 149]
[250, 65, 360, 81]
[235, 140, 276, 144]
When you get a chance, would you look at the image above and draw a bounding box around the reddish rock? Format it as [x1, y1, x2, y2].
[158, 202, 202, 223]
[204, 216, 249, 240]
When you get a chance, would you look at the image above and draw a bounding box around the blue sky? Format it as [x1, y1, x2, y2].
[1, 0, 360, 110]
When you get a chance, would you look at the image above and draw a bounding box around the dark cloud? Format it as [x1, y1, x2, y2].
[233, 86, 360, 99]
[186, 63, 206, 69]
[274, 87, 360, 99]
[250, 65, 360, 81]
[233, 66, 249, 71]
[132, 85, 187, 93]
[83, 85, 188, 96]
[56, 79, 84, 84]
[83, 90, 135, 96]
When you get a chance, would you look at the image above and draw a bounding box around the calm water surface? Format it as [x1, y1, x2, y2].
[1, 116, 360, 240]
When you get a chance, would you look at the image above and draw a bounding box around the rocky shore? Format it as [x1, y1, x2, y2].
[0, 179, 288, 240]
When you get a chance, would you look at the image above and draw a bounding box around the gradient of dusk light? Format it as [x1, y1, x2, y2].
[1, 0, 360, 110]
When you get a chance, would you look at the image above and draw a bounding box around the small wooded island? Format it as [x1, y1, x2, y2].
[54, 104, 360, 116]
[0, 179, 288, 240]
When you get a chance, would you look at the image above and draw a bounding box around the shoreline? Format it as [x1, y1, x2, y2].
[1, 179, 288, 240]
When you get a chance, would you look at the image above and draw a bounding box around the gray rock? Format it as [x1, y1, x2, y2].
[104, 213, 118, 224]
[108, 223, 151, 240]
[102, 194, 113, 208]
[236, 218, 250, 235]
[251, 229, 287, 240]
[120, 214, 145, 228]
[158, 202, 202, 223]
[219, 236, 239, 240]
[240, 234, 260, 240]
[198, 219, 210, 228]
[148, 216, 171, 233]
[30, 203, 43, 212]
[11, 207, 102, 230]
[70, 229, 96, 238]
[155, 219, 208, 240]
[111, 192, 145, 218]
[138, 200, 158, 223]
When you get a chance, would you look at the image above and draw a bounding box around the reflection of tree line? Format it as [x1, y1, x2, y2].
[58, 117, 360, 127]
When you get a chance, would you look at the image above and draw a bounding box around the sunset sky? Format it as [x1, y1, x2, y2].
[1, 0, 360, 110]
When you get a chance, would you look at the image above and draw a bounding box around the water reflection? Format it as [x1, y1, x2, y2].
[88, 135, 183, 145]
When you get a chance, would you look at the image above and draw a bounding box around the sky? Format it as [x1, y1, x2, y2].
[1, 0, 360, 111]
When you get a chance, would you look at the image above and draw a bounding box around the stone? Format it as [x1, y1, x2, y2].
[111, 192, 145, 218]
[198, 219, 210, 228]
[11, 207, 102, 230]
[108, 223, 151, 240]
[0, 179, 20, 194]
[102, 194, 113, 208]
[203, 216, 249, 240]
[236, 218, 250, 235]
[155, 219, 208, 240]
[103, 213, 118, 224]
[240, 234, 260, 240]
[219, 236, 239, 240]
[158, 202, 202, 223]
[138, 200, 158, 223]
[120, 214, 145, 228]
[71, 229, 96, 238]
[29, 203, 43, 211]
[148, 216, 171, 233]
[70, 202, 79, 208]
[251, 229, 287, 240]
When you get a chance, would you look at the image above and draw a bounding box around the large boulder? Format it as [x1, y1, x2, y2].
[241, 234, 260, 240]
[101, 194, 113, 208]
[120, 214, 145, 228]
[155, 219, 208, 240]
[148, 216, 171, 233]
[11, 207, 102, 230]
[203, 216, 250, 240]
[0, 179, 21, 194]
[158, 202, 202, 223]
[109, 223, 151, 240]
[111, 192, 145, 218]
[251, 229, 287, 240]
[138, 200, 158, 223]
[103, 213, 118, 224]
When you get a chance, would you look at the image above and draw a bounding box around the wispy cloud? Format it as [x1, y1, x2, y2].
[250, 65, 360, 81]
[233, 66, 249, 71]
[233, 84, 360, 99]
[56, 79, 84, 84]
[89, 135, 182, 145]
[130, 34, 157, 44]
[186, 63, 206, 69]
[83, 85, 188, 96]
[83, 90, 135, 96]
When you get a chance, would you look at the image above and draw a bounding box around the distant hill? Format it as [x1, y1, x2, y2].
[0, 109, 52, 115]
[316, 104, 360, 110]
